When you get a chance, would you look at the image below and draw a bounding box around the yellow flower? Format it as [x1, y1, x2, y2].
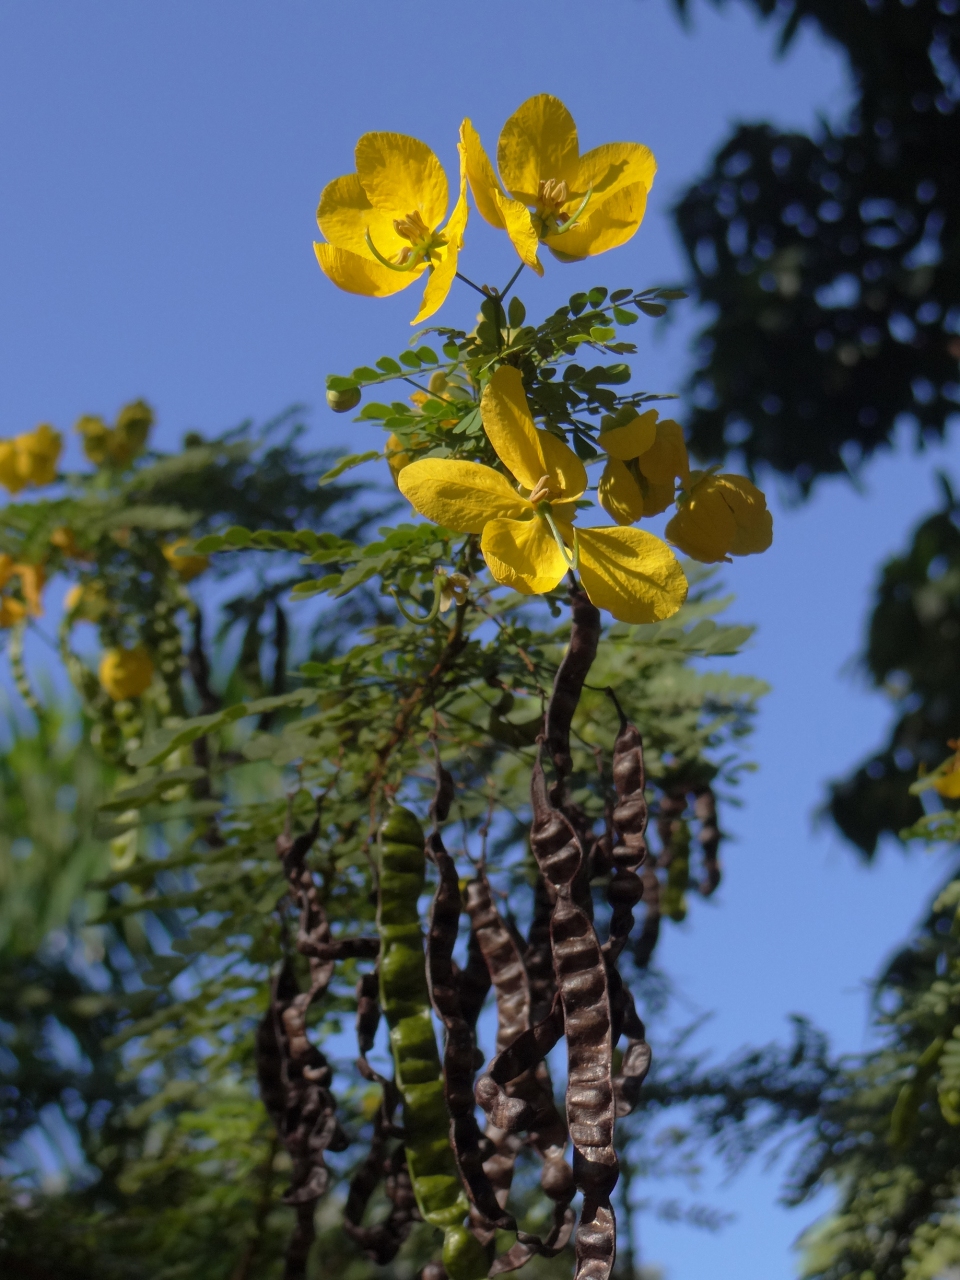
[929, 740, 960, 799]
[314, 132, 468, 324]
[0, 598, 26, 628]
[65, 581, 110, 622]
[0, 424, 63, 494]
[50, 526, 89, 560]
[597, 409, 691, 525]
[0, 556, 46, 626]
[76, 400, 153, 469]
[665, 471, 773, 564]
[397, 366, 686, 624]
[461, 95, 656, 275]
[163, 538, 210, 583]
[99, 645, 154, 700]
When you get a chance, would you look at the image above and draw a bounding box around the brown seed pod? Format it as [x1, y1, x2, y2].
[259, 810, 380, 1277]
[544, 586, 601, 785]
[464, 870, 574, 1266]
[612, 987, 652, 1118]
[605, 705, 649, 964]
[344, 973, 419, 1263]
[426, 820, 515, 1233]
[693, 784, 722, 897]
[530, 751, 619, 1280]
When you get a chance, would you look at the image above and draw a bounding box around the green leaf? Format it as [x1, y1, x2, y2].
[442, 342, 460, 359]
[375, 357, 402, 375]
[415, 346, 439, 364]
[590, 325, 616, 343]
[569, 292, 588, 316]
[99, 767, 207, 812]
[656, 289, 688, 300]
[610, 288, 632, 303]
[595, 363, 631, 384]
[419, 399, 447, 418]
[399, 351, 422, 369]
[588, 287, 608, 305]
[223, 526, 253, 547]
[612, 306, 639, 325]
[352, 366, 381, 383]
[325, 374, 357, 392]
[291, 573, 341, 598]
[193, 534, 227, 553]
[637, 301, 668, 317]
[508, 297, 526, 327]
[359, 403, 392, 420]
[317, 450, 380, 486]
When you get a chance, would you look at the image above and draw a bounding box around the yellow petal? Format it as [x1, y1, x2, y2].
[934, 765, 960, 799]
[664, 485, 737, 563]
[714, 475, 774, 556]
[411, 150, 469, 325]
[0, 441, 26, 494]
[637, 476, 676, 518]
[497, 94, 579, 206]
[598, 408, 657, 461]
[355, 132, 447, 229]
[314, 242, 421, 298]
[573, 141, 656, 200]
[398, 458, 528, 533]
[577, 526, 687, 624]
[537, 430, 586, 501]
[544, 180, 648, 261]
[461, 118, 506, 229]
[497, 193, 543, 275]
[385, 433, 410, 486]
[99, 645, 154, 701]
[317, 172, 407, 260]
[598, 459, 644, 525]
[480, 366, 546, 491]
[16, 563, 44, 616]
[481, 515, 569, 595]
[459, 120, 543, 273]
[0, 598, 26, 627]
[637, 419, 690, 487]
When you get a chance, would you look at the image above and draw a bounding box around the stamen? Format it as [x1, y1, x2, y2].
[364, 229, 425, 273]
[549, 187, 594, 236]
[528, 474, 557, 505]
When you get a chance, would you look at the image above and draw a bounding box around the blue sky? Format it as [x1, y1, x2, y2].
[1, 2, 955, 1277]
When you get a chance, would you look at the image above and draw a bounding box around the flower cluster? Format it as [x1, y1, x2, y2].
[314, 94, 654, 324]
[0, 424, 62, 495]
[397, 368, 687, 624]
[312, 94, 773, 625]
[0, 402, 205, 703]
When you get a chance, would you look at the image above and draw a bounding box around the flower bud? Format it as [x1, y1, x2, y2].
[326, 386, 361, 413]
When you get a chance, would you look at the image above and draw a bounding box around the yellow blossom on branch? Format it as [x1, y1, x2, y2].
[665, 471, 773, 564]
[163, 538, 210, 583]
[461, 94, 656, 275]
[0, 424, 63, 494]
[314, 133, 468, 324]
[597, 409, 690, 525]
[99, 645, 155, 701]
[397, 367, 686, 624]
[0, 556, 45, 627]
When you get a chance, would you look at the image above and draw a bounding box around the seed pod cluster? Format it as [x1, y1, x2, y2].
[255, 587, 719, 1279]
[378, 804, 488, 1280]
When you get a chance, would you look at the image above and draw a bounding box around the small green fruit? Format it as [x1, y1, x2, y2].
[326, 386, 361, 413]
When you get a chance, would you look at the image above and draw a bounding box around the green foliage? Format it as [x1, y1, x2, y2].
[671, 0, 959, 493]
[0, 268, 764, 1279]
[825, 478, 960, 854]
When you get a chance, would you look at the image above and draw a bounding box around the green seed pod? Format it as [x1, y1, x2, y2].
[377, 806, 482, 1274]
[326, 385, 361, 413]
